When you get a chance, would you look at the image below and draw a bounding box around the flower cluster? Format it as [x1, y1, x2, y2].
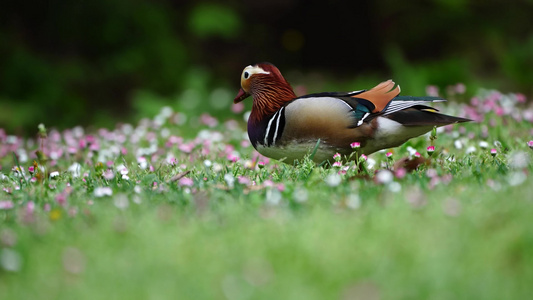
[0, 85, 531, 219]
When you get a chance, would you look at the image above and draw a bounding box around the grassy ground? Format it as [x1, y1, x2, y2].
[1, 88, 533, 299]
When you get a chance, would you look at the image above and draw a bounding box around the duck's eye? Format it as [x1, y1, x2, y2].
[243, 71, 250, 79]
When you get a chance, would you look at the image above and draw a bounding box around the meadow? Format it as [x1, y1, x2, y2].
[1, 86, 533, 300]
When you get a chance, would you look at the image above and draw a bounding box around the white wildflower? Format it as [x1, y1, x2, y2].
[132, 195, 142, 204]
[160, 128, 170, 138]
[366, 157, 376, 169]
[465, 146, 476, 154]
[292, 187, 308, 203]
[137, 157, 148, 170]
[507, 172, 527, 186]
[116, 164, 128, 175]
[243, 160, 254, 169]
[133, 185, 142, 194]
[508, 151, 530, 169]
[266, 189, 282, 205]
[375, 170, 393, 184]
[113, 194, 129, 210]
[68, 163, 81, 178]
[1, 249, 22, 272]
[224, 173, 235, 188]
[388, 181, 402, 193]
[160, 106, 173, 118]
[406, 146, 417, 156]
[325, 173, 342, 187]
[6, 136, 18, 144]
[346, 194, 361, 209]
[213, 163, 223, 173]
[16, 149, 28, 163]
[94, 187, 113, 197]
[72, 126, 84, 138]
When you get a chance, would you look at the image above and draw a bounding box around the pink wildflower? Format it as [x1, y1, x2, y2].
[167, 157, 178, 165]
[350, 142, 361, 149]
[263, 180, 274, 187]
[227, 153, 239, 162]
[232, 102, 245, 113]
[89, 143, 100, 151]
[490, 148, 497, 157]
[225, 120, 239, 130]
[79, 139, 87, 149]
[26, 201, 35, 214]
[103, 170, 115, 180]
[455, 83, 466, 94]
[426, 85, 439, 97]
[414, 152, 421, 158]
[386, 152, 393, 158]
[178, 143, 194, 153]
[495, 106, 504, 116]
[200, 113, 219, 127]
[85, 135, 96, 144]
[178, 177, 194, 187]
[332, 161, 342, 167]
[395, 168, 407, 179]
[427, 146, 435, 156]
[333, 153, 342, 161]
[516, 93, 526, 103]
[527, 140, 533, 150]
[56, 193, 67, 206]
[168, 136, 183, 145]
[237, 176, 251, 185]
[0, 200, 14, 210]
[240, 139, 251, 148]
[360, 154, 368, 161]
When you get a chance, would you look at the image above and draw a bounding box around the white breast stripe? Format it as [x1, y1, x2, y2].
[272, 107, 284, 145]
[357, 112, 370, 126]
[264, 110, 279, 146]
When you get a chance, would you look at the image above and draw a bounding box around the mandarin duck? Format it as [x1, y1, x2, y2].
[234, 62, 470, 164]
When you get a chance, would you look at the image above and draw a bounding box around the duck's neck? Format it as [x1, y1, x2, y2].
[249, 81, 296, 125]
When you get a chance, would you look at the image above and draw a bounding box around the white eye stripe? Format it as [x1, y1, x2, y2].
[242, 65, 270, 78]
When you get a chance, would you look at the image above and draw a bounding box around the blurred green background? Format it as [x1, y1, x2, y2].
[1, 0, 532, 134]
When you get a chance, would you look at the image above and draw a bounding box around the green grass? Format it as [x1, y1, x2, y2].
[1, 89, 533, 299]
